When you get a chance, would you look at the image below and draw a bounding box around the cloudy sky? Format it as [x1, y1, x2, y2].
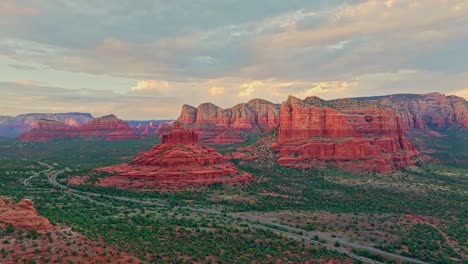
[1, 0, 467, 119]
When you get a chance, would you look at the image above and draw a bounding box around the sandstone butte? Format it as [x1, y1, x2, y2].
[0, 196, 53, 231]
[20, 114, 137, 141]
[270, 96, 419, 172]
[92, 123, 252, 191]
[176, 98, 280, 144]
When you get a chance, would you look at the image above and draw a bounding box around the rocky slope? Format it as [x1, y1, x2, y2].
[351, 93, 468, 130]
[0, 196, 53, 230]
[87, 123, 252, 191]
[177, 99, 280, 144]
[0, 113, 93, 138]
[20, 114, 137, 141]
[271, 96, 418, 172]
[0, 196, 139, 263]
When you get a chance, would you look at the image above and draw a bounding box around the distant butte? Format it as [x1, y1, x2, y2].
[86, 123, 252, 191]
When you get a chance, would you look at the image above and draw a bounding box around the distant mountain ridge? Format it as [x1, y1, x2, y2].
[0, 113, 93, 138]
[20, 114, 137, 141]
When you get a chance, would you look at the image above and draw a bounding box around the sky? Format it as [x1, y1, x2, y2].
[0, 0, 467, 119]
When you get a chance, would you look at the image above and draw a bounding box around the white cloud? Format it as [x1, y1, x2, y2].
[238, 81, 263, 97]
[131, 80, 170, 92]
[209, 86, 225, 96]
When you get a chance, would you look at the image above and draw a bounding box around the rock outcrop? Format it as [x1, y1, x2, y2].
[91, 123, 252, 191]
[127, 120, 173, 137]
[176, 99, 280, 144]
[272, 96, 418, 172]
[0, 196, 53, 231]
[80, 114, 137, 140]
[352, 93, 468, 130]
[19, 119, 79, 141]
[0, 113, 93, 138]
[20, 114, 137, 141]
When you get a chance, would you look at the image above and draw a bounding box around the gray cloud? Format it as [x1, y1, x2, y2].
[0, 0, 467, 119]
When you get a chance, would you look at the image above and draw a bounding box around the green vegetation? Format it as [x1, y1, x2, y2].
[0, 129, 466, 263]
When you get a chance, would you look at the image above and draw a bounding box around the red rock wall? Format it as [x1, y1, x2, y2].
[176, 99, 279, 144]
[274, 96, 418, 172]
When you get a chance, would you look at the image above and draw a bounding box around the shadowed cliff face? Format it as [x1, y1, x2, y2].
[272, 96, 418, 172]
[20, 115, 137, 141]
[177, 99, 280, 144]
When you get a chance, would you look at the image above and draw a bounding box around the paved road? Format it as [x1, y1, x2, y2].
[41, 162, 427, 264]
[23, 162, 53, 186]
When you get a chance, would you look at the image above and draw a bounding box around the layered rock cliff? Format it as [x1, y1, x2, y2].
[20, 114, 137, 141]
[91, 123, 252, 191]
[127, 120, 173, 137]
[176, 99, 280, 144]
[0, 196, 53, 231]
[272, 96, 418, 172]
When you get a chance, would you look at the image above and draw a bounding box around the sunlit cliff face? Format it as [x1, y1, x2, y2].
[1, 0, 467, 119]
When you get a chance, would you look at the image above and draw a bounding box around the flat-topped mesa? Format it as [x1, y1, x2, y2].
[352, 92, 468, 130]
[274, 96, 418, 172]
[19, 119, 77, 141]
[0, 112, 93, 138]
[0, 196, 53, 231]
[161, 123, 198, 145]
[176, 99, 280, 144]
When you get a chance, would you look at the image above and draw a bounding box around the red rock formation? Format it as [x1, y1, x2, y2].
[20, 114, 137, 141]
[274, 96, 418, 172]
[354, 93, 468, 130]
[91, 123, 252, 191]
[0, 113, 93, 138]
[80, 114, 137, 140]
[155, 121, 174, 138]
[19, 119, 78, 141]
[0, 196, 53, 231]
[127, 120, 173, 137]
[177, 99, 279, 144]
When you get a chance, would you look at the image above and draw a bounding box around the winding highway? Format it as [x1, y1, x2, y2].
[33, 162, 428, 264]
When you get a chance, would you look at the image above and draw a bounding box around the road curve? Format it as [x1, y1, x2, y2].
[41, 163, 427, 264]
